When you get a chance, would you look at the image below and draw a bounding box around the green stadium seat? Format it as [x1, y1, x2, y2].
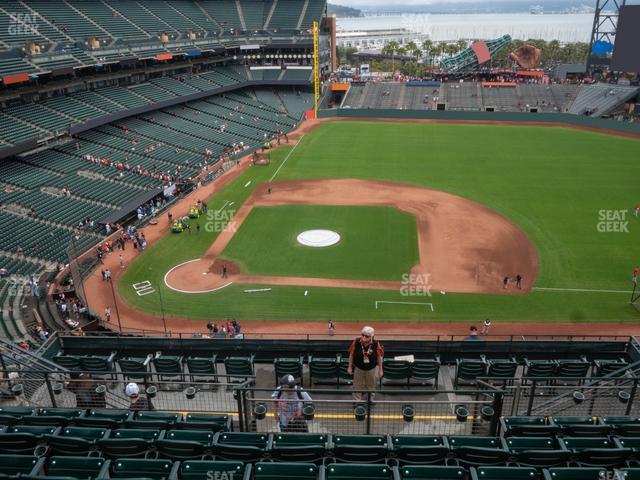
[309, 355, 340, 387]
[551, 416, 610, 436]
[8, 425, 59, 436]
[38, 456, 110, 479]
[155, 429, 215, 459]
[448, 436, 508, 466]
[153, 355, 184, 382]
[333, 434, 389, 463]
[110, 428, 162, 440]
[125, 411, 180, 429]
[593, 358, 628, 376]
[523, 359, 558, 381]
[179, 460, 249, 480]
[0, 427, 56, 454]
[109, 458, 178, 479]
[559, 436, 632, 467]
[471, 466, 538, 480]
[44, 426, 108, 455]
[269, 433, 329, 463]
[76, 409, 131, 428]
[274, 356, 305, 386]
[600, 416, 640, 436]
[324, 463, 399, 480]
[213, 432, 269, 462]
[504, 437, 570, 467]
[410, 357, 440, 388]
[0, 406, 35, 424]
[78, 352, 117, 376]
[399, 465, 464, 479]
[614, 436, 640, 453]
[117, 355, 153, 381]
[543, 468, 608, 480]
[254, 461, 318, 479]
[186, 355, 218, 383]
[381, 360, 411, 388]
[615, 468, 640, 480]
[0, 455, 43, 477]
[53, 354, 81, 370]
[556, 358, 591, 383]
[97, 429, 161, 458]
[177, 413, 231, 432]
[389, 435, 449, 465]
[454, 358, 487, 388]
[224, 355, 256, 381]
[486, 358, 518, 384]
[21, 408, 83, 427]
[501, 416, 560, 437]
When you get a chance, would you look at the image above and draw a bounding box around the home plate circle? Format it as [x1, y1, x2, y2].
[297, 229, 341, 247]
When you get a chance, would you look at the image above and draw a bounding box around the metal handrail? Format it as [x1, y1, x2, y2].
[0, 336, 69, 373]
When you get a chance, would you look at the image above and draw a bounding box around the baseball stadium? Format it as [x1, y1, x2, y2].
[1, 0, 640, 479]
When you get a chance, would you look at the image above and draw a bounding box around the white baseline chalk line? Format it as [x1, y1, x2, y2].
[534, 287, 632, 294]
[375, 300, 434, 311]
[269, 134, 305, 182]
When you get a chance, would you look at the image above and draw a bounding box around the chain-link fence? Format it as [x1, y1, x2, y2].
[1, 369, 250, 416]
[483, 376, 640, 418]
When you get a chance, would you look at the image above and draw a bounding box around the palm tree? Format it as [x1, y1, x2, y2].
[406, 41, 418, 59]
[422, 39, 434, 72]
[382, 40, 400, 72]
[456, 39, 468, 54]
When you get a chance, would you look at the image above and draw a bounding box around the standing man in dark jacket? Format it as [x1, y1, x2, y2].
[347, 326, 384, 402]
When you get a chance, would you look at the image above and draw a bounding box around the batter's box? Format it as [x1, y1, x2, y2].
[133, 281, 155, 296]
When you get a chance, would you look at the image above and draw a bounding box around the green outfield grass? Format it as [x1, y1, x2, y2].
[119, 121, 640, 323]
[220, 205, 419, 280]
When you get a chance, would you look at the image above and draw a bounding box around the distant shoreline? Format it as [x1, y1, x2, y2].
[336, 12, 595, 42]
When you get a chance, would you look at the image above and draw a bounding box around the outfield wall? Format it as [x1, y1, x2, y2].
[319, 109, 640, 136]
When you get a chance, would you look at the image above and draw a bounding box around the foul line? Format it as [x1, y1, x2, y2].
[215, 200, 230, 215]
[164, 259, 233, 294]
[534, 287, 632, 294]
[268, 134, 305, 182]
[376, 300, 434, 311]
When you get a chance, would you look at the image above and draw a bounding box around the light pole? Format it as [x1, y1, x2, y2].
[108, 276, 122, 333]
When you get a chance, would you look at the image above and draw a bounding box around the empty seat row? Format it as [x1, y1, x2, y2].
[0, 407, 231, 431]
[53, 351, 255, 381]
[5, 415, 640, 470]
[3, 455, 640, 480]
[455, 356, 628, 387]
[502, 416, 640, 437]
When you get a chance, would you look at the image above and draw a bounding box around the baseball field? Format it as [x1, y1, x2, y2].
[117, 120, 640, 323]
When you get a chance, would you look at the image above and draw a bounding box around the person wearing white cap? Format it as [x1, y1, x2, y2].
[271, 374, 312, 432]
[347, 326, 384, 402]
[125, 382, 153, 411]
